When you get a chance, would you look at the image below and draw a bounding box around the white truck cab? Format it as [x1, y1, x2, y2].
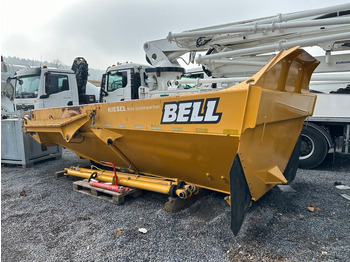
[13, 66, 97, 110]
[100, 63, 226, 102]
[100, 63, 151, 103]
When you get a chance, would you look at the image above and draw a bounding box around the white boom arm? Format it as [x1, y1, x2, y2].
[143, 4, 350, 81]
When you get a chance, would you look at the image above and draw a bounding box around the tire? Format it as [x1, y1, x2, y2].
[299, 126, 328, 169]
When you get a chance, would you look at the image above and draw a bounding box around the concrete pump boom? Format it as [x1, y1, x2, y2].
[144, 3, 350, 79]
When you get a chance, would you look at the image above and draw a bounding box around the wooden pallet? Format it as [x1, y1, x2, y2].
[73, 179, 142, 205]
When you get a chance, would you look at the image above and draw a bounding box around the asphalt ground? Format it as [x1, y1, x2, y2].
[1, 150, 350, 262]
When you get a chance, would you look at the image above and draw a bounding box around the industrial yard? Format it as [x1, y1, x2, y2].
[1, 149, 350, 261]
[2, 3, 350, 262]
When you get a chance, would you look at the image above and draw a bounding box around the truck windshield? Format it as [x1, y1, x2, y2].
[107, 72, 125, 92]
[15, 74, 40, 98]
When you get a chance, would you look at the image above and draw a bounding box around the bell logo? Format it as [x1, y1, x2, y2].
[161, 98, 222, 124]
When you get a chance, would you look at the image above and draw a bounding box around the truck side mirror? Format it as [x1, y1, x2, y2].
[40, 94, 49, 99]
[44, 72, 51, 95]
[7, 76, 23, 85]
[122, 72, 127, 87]
[99, 73, 108, 103]
[101, 73, 107, 91]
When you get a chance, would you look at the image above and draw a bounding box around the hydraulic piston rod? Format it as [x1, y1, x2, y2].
[65, 167, 198, 199]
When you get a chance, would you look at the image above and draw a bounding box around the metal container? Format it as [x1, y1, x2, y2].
[1, 111, 62, 167]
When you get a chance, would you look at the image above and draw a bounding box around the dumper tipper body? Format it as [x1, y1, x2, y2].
[25, 47, 318, 234]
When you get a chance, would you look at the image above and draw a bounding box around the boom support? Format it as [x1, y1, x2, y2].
[144, 4, 349, 81]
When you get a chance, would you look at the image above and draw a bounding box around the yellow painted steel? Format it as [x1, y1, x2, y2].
[25, 47, 318, 201]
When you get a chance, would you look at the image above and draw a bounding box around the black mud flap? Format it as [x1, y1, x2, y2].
[229, 154, 251, 236]
[283, 136, 301, 183]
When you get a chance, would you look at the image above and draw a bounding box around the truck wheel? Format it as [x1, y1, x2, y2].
[299, 126, 328, 169]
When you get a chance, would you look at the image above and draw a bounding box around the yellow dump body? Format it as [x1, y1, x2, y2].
[25, 47, 318, 234]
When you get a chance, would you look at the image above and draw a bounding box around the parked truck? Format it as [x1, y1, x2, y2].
[9, 57, 99, 111]
[300, 88, 350, 168]
[1, 57, 99, 167]
[99, 63, 151, 103]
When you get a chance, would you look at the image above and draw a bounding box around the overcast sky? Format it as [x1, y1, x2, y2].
[1, 0, 349, 70]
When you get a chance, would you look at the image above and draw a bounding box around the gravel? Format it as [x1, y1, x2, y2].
[1, 150, 350, 262]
